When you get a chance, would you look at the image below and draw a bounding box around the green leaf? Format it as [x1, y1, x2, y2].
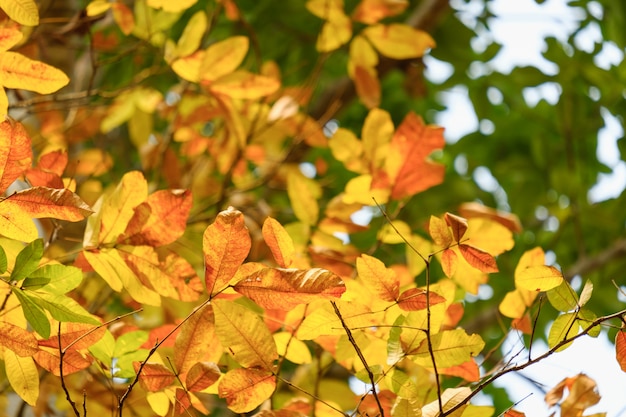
[113, 330, 149, 357]
[12, 287, 50, 338]
[88, 330, 116, 367]
[578, 309, 600, 337]
[0, 245, 7, 273]
[387, 314, 405, 365]
[546, 280, 578, 312]
[30, 264, 83, 294]
[21, 276, 50, 289]
[29, 292, 99, 325]
[11, 239, 44, 281]
[548, 312, 578, 351]
[115, 350, 150, 378]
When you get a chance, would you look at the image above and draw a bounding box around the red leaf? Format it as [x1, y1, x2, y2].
[458, 244, 499, 273]
[439, 359, 480, 382]
[397, 288, 446, 311]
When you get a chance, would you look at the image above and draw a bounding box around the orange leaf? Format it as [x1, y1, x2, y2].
[504, 410, 526, 417]
[429, 215, 453, 247]
[3, 187, 93, 221]
[0, 120, 32, 194]
[0, 322, 38, 356]
[458, 202, 522, 233]
[133, 362, 176, 392]
[353, 65, 380, 109]
[444, 212, 468, 242]
[24, 169, 64, 188]
[511, 314, 533, 334]
[37, 150, 68, 176]
[363, 23, 435, 59]
[212, 299, 277, 369]
[175, 388, 192, 415]
[111, 3, 134, 35]
[397, 288, 446, 311]
[441, 248, 457, 277]
[356, 254, 398, 302]
[458, 244, 499, 273]
[616, 330, 626, 372]
[382, 112, 445, 199]
[209, 70, 280, 99]
[120, 189, 192, 246]
[185, 362, 221, 392]
[204, 206, 251, 294]
[0, 51, 69, 93]
[352, 0, 408, 24]
[233, 267, 345, 310]
[33, 348, 92, 376]
[262, 217, 295, 268]
[174, 304, 221, 375]
[38, 323, 106, 351]
[218, 368, 276, 413]
[439, 358, 480, 382]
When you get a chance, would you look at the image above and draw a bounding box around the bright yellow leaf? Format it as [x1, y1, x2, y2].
[348, 35, 378, 76]
[146, 391, 171, 416]
[200, 36, 249, 82]
[0, 120, 32, 194]
[329, 128, 365, 173]
[146, 0, 197, 13]
[86, 0, 111, 16]
[262, 217, 296, 267]
[0, 51, 69, 93]
[412, 329, 485, 368]
[287, 169, 320, 225]
[0, 28, 23, 51]
[0, 0, 39, 26]
[499, 287, 537, 319]
[176, 11, 207, 58]
[273, 332, 312, 364]
[363, 23, 435, 59]
[4, 350, 38, 405]
[316, 16, 352, 52]
[0, 202, 38, 241]
[361, 107, 393, 171]
[171, 50, 204, 82]
[343, 174, 390, 205]
[306, 0, 346, 22]
[209, 70, 280, 99]
[516, 265, 563, 292]
[212, 299, 278, 369]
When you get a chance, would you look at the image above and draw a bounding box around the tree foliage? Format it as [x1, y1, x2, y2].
[0, 0, 625, 416]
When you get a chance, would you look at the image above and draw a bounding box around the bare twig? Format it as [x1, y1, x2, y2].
[58, 322, 81, 417]
[331, 301, 385, 417]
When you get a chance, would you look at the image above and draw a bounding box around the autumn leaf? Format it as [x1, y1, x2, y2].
[458, 244, 499, 273]
[146, 0, 198, 13]
[262, 217, 296, 268]
[356, 254, 399, 302]
[34, 347, 92, 376]
[212, 298, 278, 369]
[379, 112, 445, 199]
[200, 36, 249, 81]
[397, 288, 446, 311]
[499, 287, 537, 319]
[458, 201, 522, 233]
[3, 187, 93, 221]
[429, 215, 453, 247]
[287, 169, 320, 225]
[445, 212, 468, 242]
[0, 322, 38, 356]
[209, 70, 280, 99]
[441, 248, 457, 277]
[0, 120, 32, 194]
[203, 206, 251, 295]
[363, 23, 435, 59]
[219, 368, 276, 413]
[174, 304, 221, 376]
[273, 332, 312, 365]
[4, 350, 38, 406]
[439, 359, 480, 382]
[120, 189, 192, 246]
[233, 267, 345, 310]
[0, 0, 39, 26]
[352, 0, 408, 24]
[133, 362, 176, 392]
[547, 312, 578, 351]
[413, 329, 485, 368]
[185, 362, 221, 392]
[616, 329, 626, 372]
[421, 387, 469, 417]
[545, 374, 600, 417]
[516, 265, 563, 292]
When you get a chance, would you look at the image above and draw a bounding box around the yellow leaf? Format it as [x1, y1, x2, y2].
[200, 36, 249, 82]
[363, 23, 435, 59]
[287, 170, 320, 225]
[212, 299, 278, 369]
[297, 299, 378, 340]
[516, 265, 563, 292]
[421, 387, 470, 417]
[0, 0, 39, 26]
[342, 174, 390, 205]
[0, 120, 32, 194]
[0, 203, 38, 241]
[273, 332, 312, 364]
[174, 304, 221, 375]
[361, 107, 393, 171]
[3, 187, 93, 221]
[218, 368, 276, 413]
[176, 11, 207, 58]
[185, 362, 221, 392]
[353, 65, 380, 109]
[4, 350, 38, 405]
[356, 254, 399, 302]
[0, 87, 7, 116]
[0, 28, 23, 51]
[171, 50, 204, 82]
[306, 0, 345, 21]
[413, 329, 484, 368]
[377, 220, 411, 244]
[348, 35, 378, 76]
[209, 70, 280, 99]
[352, 0, 408, 24]
[499, 288, 537, 319]
[0, 52, 69, 93]
[329, 128, 365, 173]
[146, 0, 197, 13]
[233, 267, 345, 310]
[547, 312, 578, 351]
[203, 206, 251, 295]
[86, 0, 111, 16]
[429, 215, 453, 247]
[133, 362, 176, 392]
[262, 217, 296, 267]
[464, 218, 514, 256]
[146, 391, 171, 416]
[0, 322, 38, 356]
[316, 16, 352, 52]
[111, 3, 135, 35]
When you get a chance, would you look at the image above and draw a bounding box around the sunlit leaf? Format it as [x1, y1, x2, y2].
[391, 396, 422, 417]
[111, 3, 134, 35]
[353, 65, 380, 109]
[0, 246, 6, 273]
[174, 303, 221, 375]
[203, 206, 251, 294]
[503, 410, 526, 417]
[397, 288, 446, 311]
[439, 359, 480, 382]
[429, 215, 453, 247]
[287, 170, 320, 225]
[34, 346, 92, 376]
[209, 70, 280, 99]
[234, 267, 345, 310]
[547, 280, 579, 312]
[185, 362, 221, 392]
[445, 212, 468, 242]
[305, 0, 346, 21]
[120, 189, 191, 246]
[516, 265, 563, 292]
[547, 312, 578, 351]
[133, 362, 176, 392]
[218, 368, 276, 413]
[0, 52, 69, 93]
[616, 329, 626, 372]
[4, 350, 38, 406]
[464, 218, 515, 257]
[175, 11, 207, 58]
[0, 120, 32, 194]
[413, 329, 484, 368]
[212, 298, 278, 369]
[329, 128, 365, 173]
[262, 217, 295, 268]
[352, 0, 408, 24]
[545, 374, 600, 417]
[273, 332, 312, 365]
[0, 27, 23, 51]
[11, 287, 50, 338]
[498, 287, 537, 319]
[421, 387, 470, 417]
[578, 280, 593, 307]
[458, 202, 522, 233]
[11, 238, 43, 281]
[146, 391, 170, 417]
[146, 0, 197, 13]
[29, 263, 83, 295]
[441, 248, 457, 277]
[381, 112, 445, 199]
[0, 322, 38, 356]
[0, 0, 39, 26]
[458, 244, 499, 273]
[363, 23, 435, 59]
[28, 292, 99, 325]
[198, 36, 249, 82]
[4, 187, 93, 221]
[356, 254, 399, 302]
[38, 322, 106, 351]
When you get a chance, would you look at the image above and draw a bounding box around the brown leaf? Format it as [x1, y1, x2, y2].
[233, 267, 345, 310]
[38, 323, 106, 351]
[445, 212, 468, 242]
[133, 362, 176, 392]
[218, 368, 276, 413]
[458, 244, 499, 273]
[185, 361, 221, 392]
[459, 202, 522, 233]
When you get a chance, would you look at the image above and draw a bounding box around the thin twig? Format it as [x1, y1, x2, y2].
[58, 322, 81, 417]
[331, 301, 385, 417]
[528, 296, 543, 360]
